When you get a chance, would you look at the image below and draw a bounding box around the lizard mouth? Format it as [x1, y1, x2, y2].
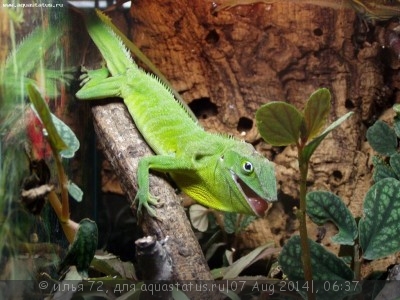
[231, 171, 269, 217]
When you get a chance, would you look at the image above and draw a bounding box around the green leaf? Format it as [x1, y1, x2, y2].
[116, 282, 144, 300]
[256, 102, 303, 146]
[239, 215, 256, 232]
[3, 27, 60, 79]
[390, 153, 400, 179]
[279, 236, 360, 299]
[58, 218, 98, 278]
[306, 191, 357, 245]
[224, 212, 237, 234]
[219, 289, 241, 300]
[1, 26, 62, 111]
[172, 288, 191, 300]
[303, 112, 353, 162]
[91, 255, 135, 278]
[223, 242, 276, 279]
[366, 120, 398, 156]
[223, 212, 256, 234]
[210, 267, 226, 279]
[393, 104, 400, 115]
[303, 88, 331, 140]
[279, 235, 353, 280]
[393, 115, 400, 139]
[27, 84, 67, 152]
[359, 178, 400, 260]
[51, 114, 80, 158]
[372, 156, 398, 182]
[68, 181, 83, 202]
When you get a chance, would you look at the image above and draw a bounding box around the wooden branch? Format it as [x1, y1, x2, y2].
[91, 102, 213, 281]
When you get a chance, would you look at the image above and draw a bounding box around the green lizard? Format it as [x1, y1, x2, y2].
[76, 10, 277, 218]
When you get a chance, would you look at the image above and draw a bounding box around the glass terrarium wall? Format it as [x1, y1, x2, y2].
[0, 1, 96, 284]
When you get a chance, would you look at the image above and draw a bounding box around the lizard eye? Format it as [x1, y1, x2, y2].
[242, 161, 254, 174]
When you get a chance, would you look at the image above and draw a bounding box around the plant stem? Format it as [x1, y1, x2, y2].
[49, 141, 70, 222]
[48, 191, 78, 243]
[298, 146, 315, 300]
[353, 244, 362, 280]
[46, 138, 76, 243]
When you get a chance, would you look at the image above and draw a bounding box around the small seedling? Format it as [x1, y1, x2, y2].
[256, 88, 353, 299]
[257, 90, 400, 299]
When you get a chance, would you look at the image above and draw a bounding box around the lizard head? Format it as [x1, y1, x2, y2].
[220, 143, 278, 216]
[174, 140, 277, 217]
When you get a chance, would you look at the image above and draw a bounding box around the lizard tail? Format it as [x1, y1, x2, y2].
[84, 10, 134, 76]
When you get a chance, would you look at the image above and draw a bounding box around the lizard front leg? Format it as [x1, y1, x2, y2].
[76, 68, 124, 100]
[135, 154, 193, 218]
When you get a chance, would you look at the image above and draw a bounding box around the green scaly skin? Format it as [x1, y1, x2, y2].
[76, 10, 277, 217]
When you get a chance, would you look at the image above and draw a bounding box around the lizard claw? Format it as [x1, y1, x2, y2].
[134, 191, 161, 220]
[78, 66, 110, 86]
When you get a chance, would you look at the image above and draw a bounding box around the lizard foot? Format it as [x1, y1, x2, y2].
[134, 192, 161, 220]
[78, 66, 110, 86]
